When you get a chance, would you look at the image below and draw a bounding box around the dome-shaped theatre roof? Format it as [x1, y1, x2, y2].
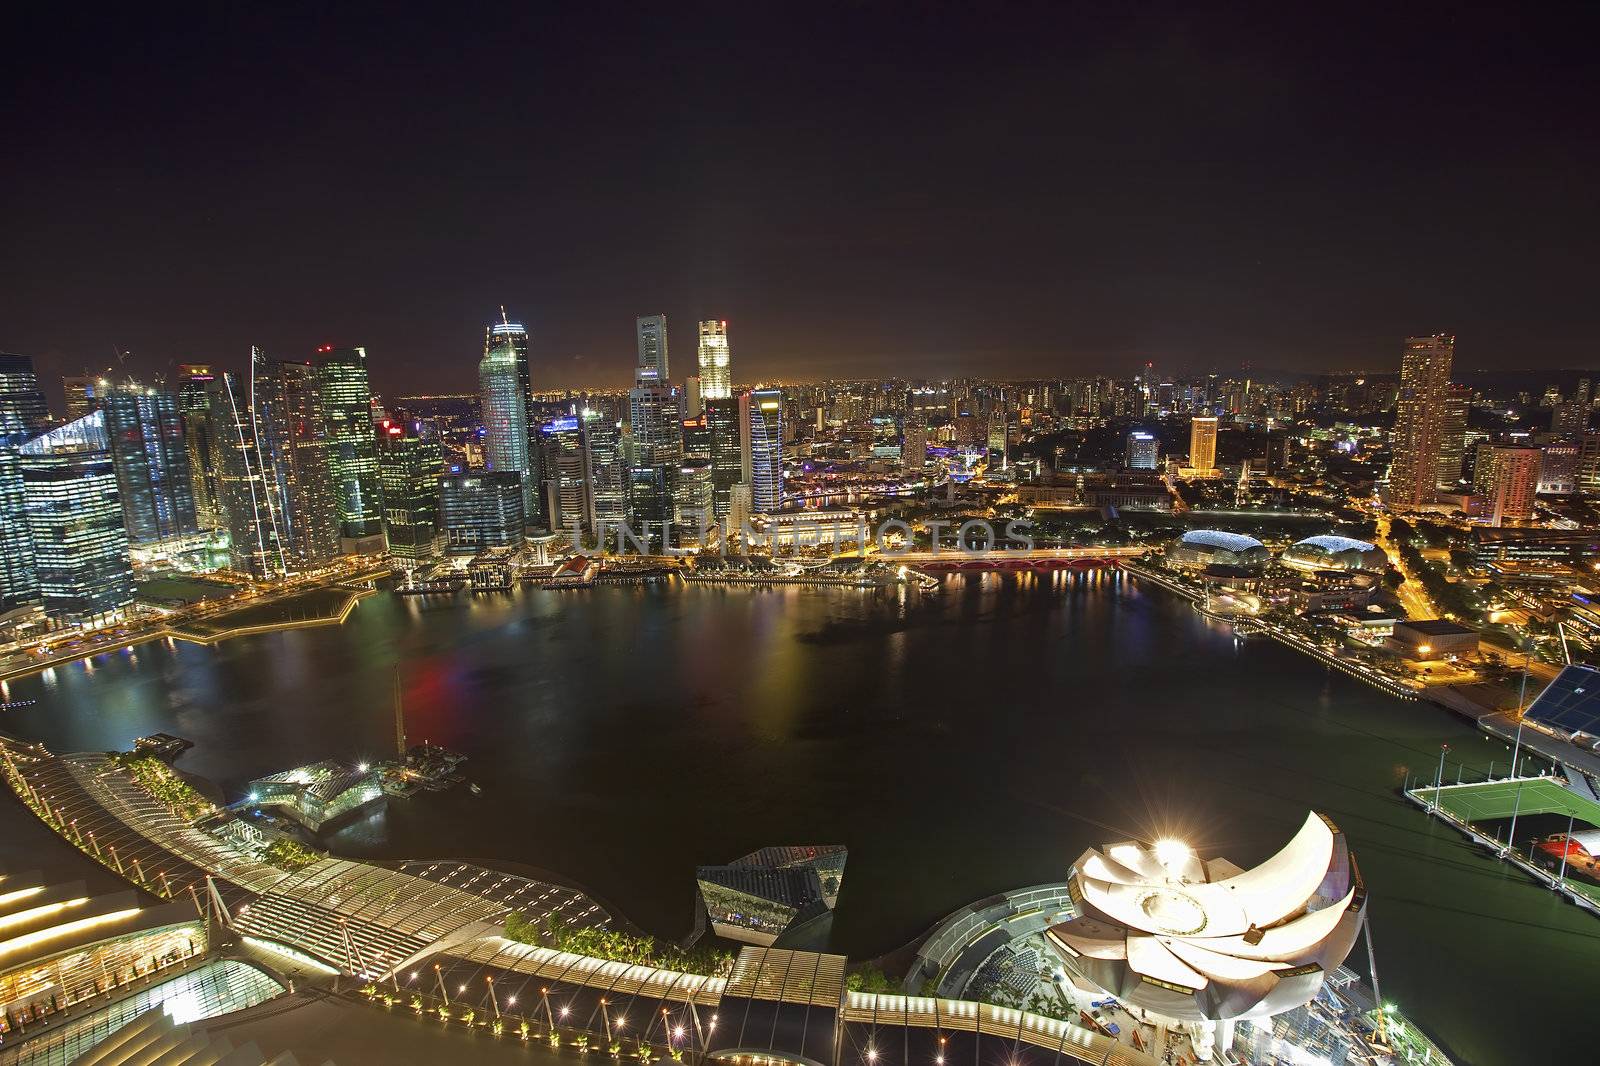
[1180, 530, 1265, 553]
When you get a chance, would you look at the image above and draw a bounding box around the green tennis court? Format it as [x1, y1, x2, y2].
[1412, 777, 1600, 827]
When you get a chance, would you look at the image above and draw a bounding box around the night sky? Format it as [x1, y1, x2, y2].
[5, 4, 1597, 400]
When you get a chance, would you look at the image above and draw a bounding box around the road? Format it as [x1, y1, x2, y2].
[1374, 513, 1437, 621]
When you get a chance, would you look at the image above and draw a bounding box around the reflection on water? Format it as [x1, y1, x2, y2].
[0, 573, 1590, 1064]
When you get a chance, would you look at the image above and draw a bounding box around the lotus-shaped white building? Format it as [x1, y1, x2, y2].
[1044, 812, 1365, 1059]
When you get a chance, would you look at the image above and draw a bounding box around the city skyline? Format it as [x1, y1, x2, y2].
[6, 7, 1599, 400]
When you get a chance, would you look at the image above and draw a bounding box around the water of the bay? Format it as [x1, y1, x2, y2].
[1, 572, 1585, 1065]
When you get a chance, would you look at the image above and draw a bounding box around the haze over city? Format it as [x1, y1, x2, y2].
[7, 5, 1599, 399]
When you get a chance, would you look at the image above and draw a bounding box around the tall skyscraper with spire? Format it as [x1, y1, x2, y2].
[479, 311, 542, 526]
[1389, 334, 1455, 507]
[697, 320, 732, 401]
[635, 315, 670, 387]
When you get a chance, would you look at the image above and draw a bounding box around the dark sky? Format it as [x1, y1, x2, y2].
[5, 3, 1597, 400]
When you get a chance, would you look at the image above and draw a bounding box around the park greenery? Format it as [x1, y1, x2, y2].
[263, 837, 323, 871]
[502, 911, 734, 977]
[844, 966, 897, 993]
[108, 752, 217, 823]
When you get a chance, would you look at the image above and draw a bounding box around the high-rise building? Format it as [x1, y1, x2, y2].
[675, 415, 714, 526]
[175, 364, 222, 528]
[902, 420, 927, 472]
[635, 314, 670, 387]
[0, 353, 51, 433]
[987, 411, 1009, 471]
[697, 320, 732, 401]
[684, 376, 703, 419]
[0, 443, 39, 618]
[1476, 445, 1541, 526]
[208, 373, 286, 580]
[583, 408, 627, 536]
[1554, 379, 1592, 438]
[479, 316, 541, 525]
[1125, 430, 1159, 470]
[740, 388, 783, 514]
[1188, 416, 1218, 474]
[1435, 384, 1471, 492]
[61, 375, 109, 422]
[253, 351, 342, 568]
[101, 388, 199, 546]
[540, 415, 594, 536]
[17, 412, 134, 624]
[625, 386, 681, 549]
[1580, 432, 1600, 497]
[1388, 334, 1454, 507]
[313, 346, 385, 550]
[439, 471, 525, 554]
[1537, 443, 1579, 495]
[705, 397, 742, 522]
[377, 418, 444, 562]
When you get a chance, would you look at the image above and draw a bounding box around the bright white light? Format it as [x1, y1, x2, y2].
[1153, 838, 1191, 871]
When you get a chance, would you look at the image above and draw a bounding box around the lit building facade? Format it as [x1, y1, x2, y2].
[1475, 444, 1541, 525]
[208, 373, 287, 580]
[440, 471, 525, 554]
[251, 351, 343, 569]
[1125, 430, 1159, 470]
[101, 388, 199, 547]
[1435, 383, 1470, 492]
[1188, 415, 1218, 474]
[740, 388, 784, 514]
[0, 353, 51, 433]
[540, 415, 594, 535]
[1389, 334, 1454, 506]
[626, 385, 681, 547]
[313, 346, 385, 549]
[479, 316, 541, 525]
[583, 408, 627, 535]
[175, 363, 223, 528]
[635, 313, 670, 387]
[377, 418, 444, 562]
[705, 396, 743, 522]
[17, 412, 134, 624]
[697, 319, 732, 401]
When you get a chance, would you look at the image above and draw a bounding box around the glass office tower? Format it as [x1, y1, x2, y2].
[635, 314, 670, 387]
[740, 388, 784, 514]
[697, 320, 732, 401]
[377, 418, 444, 562]
[17, 412, 134, 624]
[478, 314, 543, 526]
[583, 408, 627, 539]
[252, 350, 342, 568]
[175, 364, 223, 529]
[208, 373, 287, 580]
[705, 397, 742, 523]
[312, 345, 385, 549]
[439, 471, 525, 554]
[101, 388, 199, 546]
[0, 353, 51, 433]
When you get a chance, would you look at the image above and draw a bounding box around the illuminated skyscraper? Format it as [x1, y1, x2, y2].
[635, 314, 670, 387]
[0, 443, 39, 618]
[1125, 430, 1159, 470]
[479, 315, 542, 525]
[902, 419, 927, 472]
[539, 415, 594, 535]
[1554, 379, 1592, 438]
[377, 418, 444, 562]
[208, 373, 286, 580]
[61, 375, 107, 422]
[0, 353, 50, 433]
[697, 320, 732, 401]
[705, 397, 742, 522]
[626, 385, 681, 548]
[583, 407, 627, 535]
[313, 346, 385, 550]
[1389, 334, 1454, 507]
[17, 412, 133, 624]
[101, 388, 198, 546]
[1475, 443, 1541, 526]
[1188, 415, 1218, 474]
[439, 471, 524, 554]
[175, 364, 223, 528]
[1435, 384, 1470, 492]
[987, 410, 1009, 471]
[740, 388, 783, 514]
[252, 351, 342, 567]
